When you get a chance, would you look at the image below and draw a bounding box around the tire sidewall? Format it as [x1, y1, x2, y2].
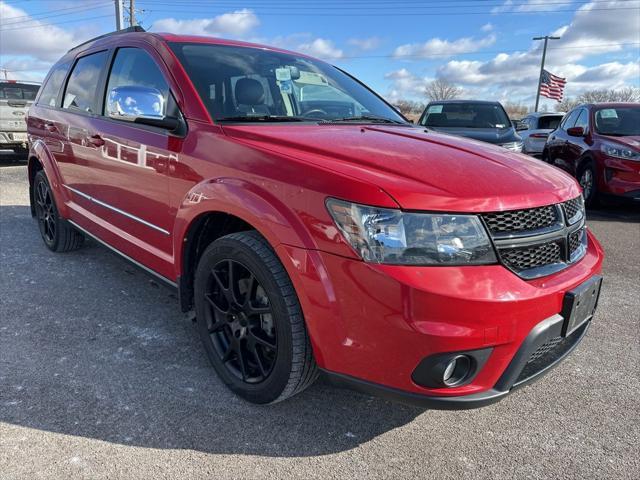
[194, 235, 295, 404]
[34, 170, 61, 251]
[577, 160, 597, 207]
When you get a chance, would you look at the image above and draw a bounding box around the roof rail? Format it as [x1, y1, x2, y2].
[67, 26, 146, 53]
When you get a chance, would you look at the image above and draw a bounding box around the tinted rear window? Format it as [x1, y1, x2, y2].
[537, 115, 563, 130]
[37, 63, 70, 107]
[63, 50, 109, 114]
[0, 83, 39, 101]
[422, 103, 510, 129]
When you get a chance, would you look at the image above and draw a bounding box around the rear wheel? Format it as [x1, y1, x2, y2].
[577, 161, 598, 208]
[194, 231, 318, 404]
[33, 170, 84, 252]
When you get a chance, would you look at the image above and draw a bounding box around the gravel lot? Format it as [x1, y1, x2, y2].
[1, 157, 639, 480]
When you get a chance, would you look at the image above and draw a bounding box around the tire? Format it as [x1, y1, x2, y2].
[194, 230, 318, 404]
[33, 170, 84, 252]
[577, 160, 599, 208]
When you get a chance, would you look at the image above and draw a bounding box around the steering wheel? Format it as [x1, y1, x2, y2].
[302, 108, 330, 120]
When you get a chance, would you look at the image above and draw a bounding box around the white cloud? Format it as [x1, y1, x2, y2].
[151, 9, 259, 38]
[481, 23, 494, 32]
[0, 2, 78, 63]
[393, 34, 496, 59]
[421, 1, 640, 104]
[384, 68, 435, 103]
[296, 38, 344, 60]
[348, 37, 382, 51]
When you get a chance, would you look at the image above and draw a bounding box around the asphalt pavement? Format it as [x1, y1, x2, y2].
[1, 157, 639, 479]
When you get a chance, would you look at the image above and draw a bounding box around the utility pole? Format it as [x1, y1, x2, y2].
[114, 0, 123, 30]
[129, 0, 136, 27]
[533, 35, 561, 112]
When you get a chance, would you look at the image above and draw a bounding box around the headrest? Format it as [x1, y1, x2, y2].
[235, 78, 265, 105]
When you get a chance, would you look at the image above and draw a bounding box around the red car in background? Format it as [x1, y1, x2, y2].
[543, 103, 640, 206]
[27, 28, 604, 409]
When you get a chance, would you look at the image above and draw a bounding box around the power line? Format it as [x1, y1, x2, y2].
[0, 3, 112, 26]
[0, 14, 115, 31]
[140, 6, 640, 16]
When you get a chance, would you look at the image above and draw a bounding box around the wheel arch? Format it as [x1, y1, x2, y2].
[28, 140, 70, 217]
[173, 177, 319, 312]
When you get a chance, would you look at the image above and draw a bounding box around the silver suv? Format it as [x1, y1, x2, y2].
[0, 80, 40, 155]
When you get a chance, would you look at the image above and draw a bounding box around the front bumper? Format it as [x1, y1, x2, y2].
[597, 153, 640, 198]
[277, 229, 604, 409]
[0, 131, 28, 148]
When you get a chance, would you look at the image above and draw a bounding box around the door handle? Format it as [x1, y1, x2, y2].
[88, 134, 105, 147]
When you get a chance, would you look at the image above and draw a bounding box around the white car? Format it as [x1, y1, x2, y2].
[517, 112, 564, 157]
[0, 80, 40, 155]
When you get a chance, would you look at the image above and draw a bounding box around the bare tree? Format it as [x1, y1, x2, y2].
[393, 99, 426, 116]
[503, 102, 529, 119]
[424, 79, 462, 101]
[555, 97, 581, 112]
[578, 87, 640, 103]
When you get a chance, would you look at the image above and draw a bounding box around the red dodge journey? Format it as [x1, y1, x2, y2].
[27, 27, 604, 408]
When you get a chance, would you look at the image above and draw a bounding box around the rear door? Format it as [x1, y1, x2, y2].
[564, 108, 590, 174]
[548, 109, 579, 168]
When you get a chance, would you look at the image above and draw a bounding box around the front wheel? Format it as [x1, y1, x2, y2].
[194, 231, 318, 404]
[33, 170, 84, 252]
[577, 161, 598, 207]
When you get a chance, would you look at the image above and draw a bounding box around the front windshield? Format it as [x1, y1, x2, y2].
[421, 102, 511, 129]
[594, 106, 640, 136]
[169, 42, 406, 123]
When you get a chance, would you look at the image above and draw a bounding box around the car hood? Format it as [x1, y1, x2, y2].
[426, 126, 520, 144]
[222, 124, 580, 212]
[601, 135, 640, 150]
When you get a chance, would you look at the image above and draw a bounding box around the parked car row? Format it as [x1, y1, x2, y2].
[414, 99, 639, 206]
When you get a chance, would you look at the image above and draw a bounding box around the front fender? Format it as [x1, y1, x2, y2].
[29, 139, 70, 218]
[172, 177, 318, 276]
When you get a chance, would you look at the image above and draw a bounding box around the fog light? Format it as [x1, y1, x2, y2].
[442, 355, 471, 386]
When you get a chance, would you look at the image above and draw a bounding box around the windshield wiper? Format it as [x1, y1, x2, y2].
[321, 115, 407, 125]
[217, 115, 309, 123]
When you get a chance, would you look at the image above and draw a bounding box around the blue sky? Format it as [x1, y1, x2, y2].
[1, 0, 639, 110]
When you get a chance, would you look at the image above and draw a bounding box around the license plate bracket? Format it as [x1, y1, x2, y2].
[561, 275, 602, 337]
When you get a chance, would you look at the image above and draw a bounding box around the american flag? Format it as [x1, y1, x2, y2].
[540, 69, 566, 102]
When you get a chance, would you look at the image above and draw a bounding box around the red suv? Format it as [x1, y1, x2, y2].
[543, 103, 640, 206]
[27, 28, 604, 408]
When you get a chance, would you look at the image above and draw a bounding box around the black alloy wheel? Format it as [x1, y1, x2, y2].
[33, 170, 84, 252]
[194, 231, 318, 404]
[204, 258, 277, 383]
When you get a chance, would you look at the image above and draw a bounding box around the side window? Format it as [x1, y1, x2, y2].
[104, 47, 169, 114]
[37, 63, 71, 107]
[63, 51, 109, 113]
[574, 109, 589, 131]
[561, 109, 580, 131]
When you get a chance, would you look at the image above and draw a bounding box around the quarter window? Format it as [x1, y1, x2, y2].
[561, 109, 580, 130]
[574, 109, 589, 131]
[37, 62, 70, 107]
[63, 51, 109, 113]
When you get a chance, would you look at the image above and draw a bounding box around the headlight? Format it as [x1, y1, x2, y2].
[326, 199, 497, 265]
[500, 141, 523, 152]
[601, 142, 640, 161]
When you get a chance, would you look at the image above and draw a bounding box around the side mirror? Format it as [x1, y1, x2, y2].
[513, 120, 527, 131]
[567, 126, 585, 137]
[106, 85, 178, 130]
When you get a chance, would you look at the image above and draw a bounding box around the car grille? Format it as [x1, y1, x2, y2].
[483, 205, 558, 234]
[563, 196, 584, 224]
[514, 322, 588, 386]
[500, 242, 563, 271]
[482, 196, 587, 279]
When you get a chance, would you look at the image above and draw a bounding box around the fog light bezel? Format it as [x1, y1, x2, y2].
[411, 348, 493, 389]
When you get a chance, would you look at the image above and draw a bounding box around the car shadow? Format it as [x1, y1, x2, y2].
[0, 205, 423, 457]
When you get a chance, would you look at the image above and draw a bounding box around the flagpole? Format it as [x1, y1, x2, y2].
[533, 35, 560, 112]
